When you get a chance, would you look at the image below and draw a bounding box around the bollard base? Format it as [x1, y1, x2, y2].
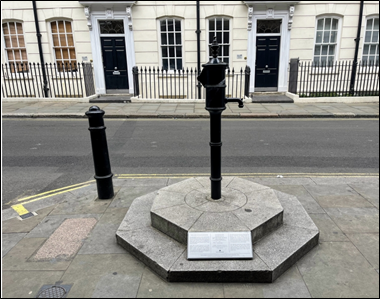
[95, 174, 114, 200]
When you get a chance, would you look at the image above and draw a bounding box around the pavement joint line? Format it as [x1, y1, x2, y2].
[16, 180, 96, 202]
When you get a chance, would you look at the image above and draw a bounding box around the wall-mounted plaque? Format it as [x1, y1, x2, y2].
[187, 232, 253, 260]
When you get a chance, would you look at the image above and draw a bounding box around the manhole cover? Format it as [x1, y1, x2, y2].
[36, 286, 67, 298]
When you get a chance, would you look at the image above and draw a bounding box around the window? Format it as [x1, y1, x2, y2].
[99, 20, 124, 34]
[209, 18, 230, 64]
[363, 17, 379, 64]
[160, 19, 183, 70]
[2, 22, 28, 72]
[257, 20, 281, 34]
[314, 17, 339, 66]
[51, 20, 77, 71]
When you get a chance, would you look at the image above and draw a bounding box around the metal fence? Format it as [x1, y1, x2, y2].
[289, 59, 379, 97]
[133, 66, 251, 100]
[1, 62, 96, 99]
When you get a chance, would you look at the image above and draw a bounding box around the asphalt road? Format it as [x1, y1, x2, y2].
[2, 118, 379, 209]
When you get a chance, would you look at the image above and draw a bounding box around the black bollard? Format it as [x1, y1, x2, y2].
[86, 106, 114, 200]
[198, 37, 244, 200]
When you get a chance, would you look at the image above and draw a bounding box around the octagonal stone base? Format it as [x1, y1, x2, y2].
[151, 177, 284, 245]
[116, 177, 319, 283]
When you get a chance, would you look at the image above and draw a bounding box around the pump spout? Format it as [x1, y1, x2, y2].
[225, 98, 244, 108]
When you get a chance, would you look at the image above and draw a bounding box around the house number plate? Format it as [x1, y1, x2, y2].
[187, 232, 253, 260]
[113, 71, 121, 75]
[263, 70, 271, 74]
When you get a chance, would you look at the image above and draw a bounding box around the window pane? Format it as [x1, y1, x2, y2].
[329, 45, 335, 55]
[16, 23, 23, 34]
[161, 20, 167, 32]
[51, 22, 58, 34]
[362, 56, 368, 63]
[317, 19, 324, 30]
[63, 49, 69, 59]
[224, 19, 229, 30]
[67, 34, 74, 47]
[168, 20, 174, 31]
[60, 34, 67, 47]
[330, 31, 337, 43]
[9, 22, 16, 34]
[176, 46, 182, 58]
[322, 45, 328, 55]
[323, 31, 330, 43]
[55, 49, 62, 59]
[163, 59, 168, 70]
[223, 45, 229, 56]
[69, 49, 76, 60]
[53, 35, 59, 46]
[177, 59, 182, 70]
[209, 19, 215, 31]
[369, 55, 375, 62]
[321, 56, 327, 64]
[224, 32, 229, 44]
[3, 23, 9, 35]
[217, 32, 222, 44]
[314, 45, 321, 55]
[365, 31, 372, 43]
[58, 21, 65, 33]
[328, 56, 334, 64]
[332, 19, 338, 30]
[175, 33, 181, 44]
[11, 35, 18, 47]
[374, 18, 379, 30]
[367, 19, 373, 30]
[216, 19, 223, 30]
[224, 58, 229, 65]
[325, 18, 331, 30]
[363, 44, 370, 55]
[370, 45, 376, 55]
[175, 20, 181, 31]
[4, 35, 11, 48]
[316, 31, 323, 43]
[168, 33, 174, 45]
[161, 33, 167, 45]
[169, 46, 175, 58]
[65, 22, 72, 33]
[372, 31, 379, 43]
[209, 33, 215, 43]
[14, 50, 21, 60]
[99, 20, 124, 34]
[170, 59, 175, 70]
[7, 49, 14, 60]
[162, 47, 168, 58]
[18, 35, 25, 47]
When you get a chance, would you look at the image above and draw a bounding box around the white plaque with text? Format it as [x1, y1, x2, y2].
[187, 232, 253, 260]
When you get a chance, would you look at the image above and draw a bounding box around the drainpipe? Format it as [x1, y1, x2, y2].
[196, 1, 202, 99]
[32, 1, 49, 97]
[349, 0, 364, 96]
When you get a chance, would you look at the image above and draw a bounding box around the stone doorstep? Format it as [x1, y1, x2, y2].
[116, 178, 320, 283]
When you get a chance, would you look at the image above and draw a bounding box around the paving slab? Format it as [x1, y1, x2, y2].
[2, 233, 27, 257]
[2, 271, 65, 299]
[59, 254, 145, 298]
[346, 233, 379, 270]
[309, 213, 349, 242]
[349, 182, 380, 209]
[325, 207, 379, 233]
[223, 266, 311, 298]
[297, 242, 380, 298]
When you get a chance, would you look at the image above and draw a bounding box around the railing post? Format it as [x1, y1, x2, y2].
[86, 106, 114, 200]
[244, 66, 251, 97]
[289, 58, 300, 94]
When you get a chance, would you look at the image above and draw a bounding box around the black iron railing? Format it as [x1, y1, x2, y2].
[289, 60, 379, 97]
[1, 62, 96, 98]
[133, 66, 251, 100]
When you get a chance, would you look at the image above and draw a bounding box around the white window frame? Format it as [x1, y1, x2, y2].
[313, 16, 342, 66]
[207, 17, 231, 65]
[50, 20, 77, 72]
[2, 21, 29, 73]
[362, 16, 379, 65]
[158, 18, 184, 71]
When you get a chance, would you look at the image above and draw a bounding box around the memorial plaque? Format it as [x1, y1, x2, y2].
[187, 232, 253, 260]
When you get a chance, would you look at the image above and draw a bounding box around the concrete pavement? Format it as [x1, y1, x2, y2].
[2, 100, 379, 119]
[2, 175, 379, 298]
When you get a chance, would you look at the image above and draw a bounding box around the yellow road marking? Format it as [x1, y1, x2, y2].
[17, 180, 95, 202]
[12, 204, 30, 216]
[115, 173, 379, 178]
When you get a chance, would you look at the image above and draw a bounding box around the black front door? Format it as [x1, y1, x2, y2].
[255, 36, 281, 90]
[101, 37, 129, 90]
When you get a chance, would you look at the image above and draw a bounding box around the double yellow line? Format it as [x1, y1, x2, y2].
[12, 180, 95, 217]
